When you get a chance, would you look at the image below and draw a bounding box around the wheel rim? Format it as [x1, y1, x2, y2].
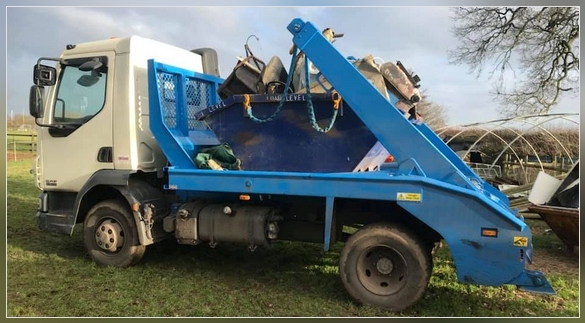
[356, 244, 408, 296]
[94, 218, 125, 253]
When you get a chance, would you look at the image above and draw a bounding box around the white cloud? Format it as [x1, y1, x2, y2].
[53, 7, 128, 38]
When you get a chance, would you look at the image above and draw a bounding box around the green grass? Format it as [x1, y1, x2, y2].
[6, 158, 579, 317]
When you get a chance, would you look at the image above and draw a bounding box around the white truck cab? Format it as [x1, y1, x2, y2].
[29, 36, 218, 240]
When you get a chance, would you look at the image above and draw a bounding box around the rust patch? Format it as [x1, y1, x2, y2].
[461, 239, 482, 249]
[233, 131, 263, 146]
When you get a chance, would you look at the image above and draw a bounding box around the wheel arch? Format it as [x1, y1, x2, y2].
[336, 198, 443, 248]
[76, 185, 128, 226]
[73, 170, 166, 246]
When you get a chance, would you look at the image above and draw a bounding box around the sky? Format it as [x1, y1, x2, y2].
[4, 5, 581, 126]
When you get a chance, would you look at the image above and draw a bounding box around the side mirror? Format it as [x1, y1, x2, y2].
[79, 58, 103, 71]
[29, 85, 45, 118]
[77, 71, 101, 87]
[33, 64, 57, 86]
[77, 58, 104, 87]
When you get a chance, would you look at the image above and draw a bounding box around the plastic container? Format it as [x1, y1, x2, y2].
[528, 171, 562, 205]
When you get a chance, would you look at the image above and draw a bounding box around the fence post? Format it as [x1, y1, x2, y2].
[13, 136, 17, 161]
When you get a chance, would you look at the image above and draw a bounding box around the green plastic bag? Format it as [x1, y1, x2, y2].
[195, 143, 242, 170]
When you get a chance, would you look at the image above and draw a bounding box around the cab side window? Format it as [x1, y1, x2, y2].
[50, 57, 107, 136]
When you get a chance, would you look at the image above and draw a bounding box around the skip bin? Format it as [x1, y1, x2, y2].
[199, 93, 381, 173]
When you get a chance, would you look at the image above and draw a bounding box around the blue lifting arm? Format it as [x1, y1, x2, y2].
[286, 18, 511, 209]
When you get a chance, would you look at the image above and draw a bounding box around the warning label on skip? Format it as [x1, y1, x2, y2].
[396, 192, 422, 202]
[513, 236, 529, 247]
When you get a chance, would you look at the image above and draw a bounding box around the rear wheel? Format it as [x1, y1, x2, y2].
[339, 222, 432, 311]
[83, 200, 145, 267]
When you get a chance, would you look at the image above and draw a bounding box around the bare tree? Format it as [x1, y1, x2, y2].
[449, 7, 579, 117]
[417, 91, 448, 130]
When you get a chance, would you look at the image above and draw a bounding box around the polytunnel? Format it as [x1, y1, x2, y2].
[436, 113, 579, 186]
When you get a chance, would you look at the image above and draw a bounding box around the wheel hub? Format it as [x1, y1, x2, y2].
[356, 245, 408, 296]
[95, 219, 124, 252]
[376, 257, 394, 275]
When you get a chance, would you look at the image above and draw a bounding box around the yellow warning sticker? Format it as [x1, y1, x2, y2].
[396, 192, 422, 202]
[513, 236, 529, 247]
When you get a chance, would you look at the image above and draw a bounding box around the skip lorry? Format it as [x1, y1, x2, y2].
[28, 18, 554, 311]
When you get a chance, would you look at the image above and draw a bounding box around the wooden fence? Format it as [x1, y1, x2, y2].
[7, 132, 37, 161]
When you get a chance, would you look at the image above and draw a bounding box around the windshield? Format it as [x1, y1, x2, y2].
[53, 59, 107, 126]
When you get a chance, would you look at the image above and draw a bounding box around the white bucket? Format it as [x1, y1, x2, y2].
[528, 171, 562, 205]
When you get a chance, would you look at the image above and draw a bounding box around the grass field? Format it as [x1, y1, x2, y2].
[6, 157, 580, 317]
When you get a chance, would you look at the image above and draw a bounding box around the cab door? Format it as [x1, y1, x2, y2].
[38, 52, 115, 192]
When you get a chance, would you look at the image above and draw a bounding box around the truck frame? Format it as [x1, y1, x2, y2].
[28, 18, 554, 311]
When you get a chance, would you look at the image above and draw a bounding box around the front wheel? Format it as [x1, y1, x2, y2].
[83, 200, 145, 267]
[339, 223, 432, 311]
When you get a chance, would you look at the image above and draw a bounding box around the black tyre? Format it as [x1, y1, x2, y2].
[83, 199, 146, 267]
[339, 222, 432, 311]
